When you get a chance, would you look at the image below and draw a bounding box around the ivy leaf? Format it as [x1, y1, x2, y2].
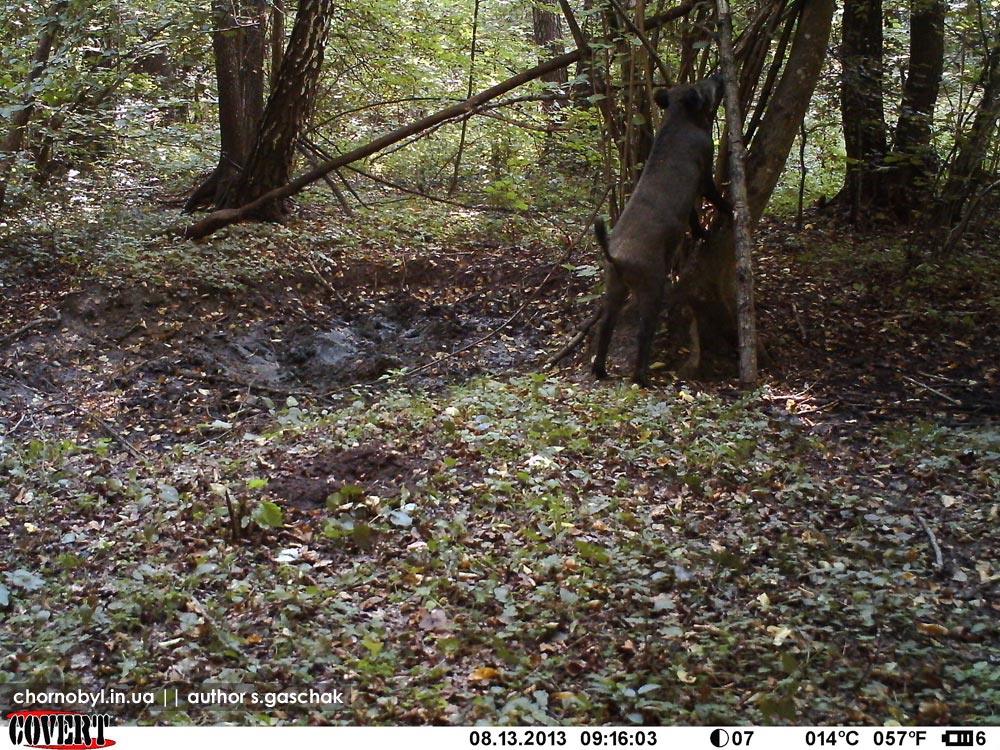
[252, 500, 284, 529]
[6, 569, 45, 592]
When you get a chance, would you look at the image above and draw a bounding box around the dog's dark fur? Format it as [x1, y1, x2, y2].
[592, 75, 729, 385]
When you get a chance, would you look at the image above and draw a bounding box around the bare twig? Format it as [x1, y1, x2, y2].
[791, 301, 808, 342]
[545, 307, 602, 368]
[175, 368, 314, 398]
[223, 487, 242, 542]
[0, 310, 62, 347]
[307, 255, 347, 304]
[44, 401, 146, 462]
[543, 187, 615, 368]
[901, 374, 963, 406]
[914, 513, 945, 571]
[940, 177, 1000, 256]
[607, 0, 674, 84]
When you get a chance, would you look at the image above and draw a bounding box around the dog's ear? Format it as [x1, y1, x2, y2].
[691, 76, 723, 114]
[708, 75, 725, 107]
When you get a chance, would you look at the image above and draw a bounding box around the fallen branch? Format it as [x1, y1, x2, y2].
[44, 401, 146, 462]
[306, 254, 347, 305]
[545, 306, 602, 368]
[175, 368, 315, 398]
[901, 374, 963, 407]
[914, 513, 944, 571]
[0, 310, 61, 347]
[543, 185, 614, 369]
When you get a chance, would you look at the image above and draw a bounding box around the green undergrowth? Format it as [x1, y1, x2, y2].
[0, 175, 566, 295]
[2, 375, 997, 725]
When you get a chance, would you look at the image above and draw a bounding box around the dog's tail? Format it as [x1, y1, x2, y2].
[594, 218, 614, 266]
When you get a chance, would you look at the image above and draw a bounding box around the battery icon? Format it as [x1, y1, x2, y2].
[942, 731, 975, 747]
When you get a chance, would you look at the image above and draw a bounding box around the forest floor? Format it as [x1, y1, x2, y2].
[1, 193, 998, 725]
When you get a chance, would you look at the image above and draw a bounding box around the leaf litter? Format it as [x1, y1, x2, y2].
[0, 204, 998, 725]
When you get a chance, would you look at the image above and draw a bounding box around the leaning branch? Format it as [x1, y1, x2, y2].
[184, 1, 700, 241]
[185, 50, 580, 240]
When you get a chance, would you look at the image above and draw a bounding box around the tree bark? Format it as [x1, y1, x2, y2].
[269, 0, 285, 89]
[744, 0, 835, 219]
[838, 0, 888, 222]
[533, 3, 568, 99]
[894, 0, 945, 157]
[671, 0, 834, 376]
[889, 0, 945, 213]
[224, 0, 334, 221]
[716, 0, 758, 386]
[184, 0, 266, 212]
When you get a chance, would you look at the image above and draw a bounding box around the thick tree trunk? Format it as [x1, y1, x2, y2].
[837, 0, 888, 222]
[533, 4, 568, 100]
[894, 0, 945, 156]
[0, 0, 69, 211]
[670, 0, 835, 376]
[185, 0, 266, 212]
[837, 0, 946, 221]
[224, 0, 334, 221]
[888, 0, 945, 215]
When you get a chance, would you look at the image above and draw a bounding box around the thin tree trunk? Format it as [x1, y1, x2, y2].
[890, 0, 945, 212]
[0, 0, 69, 211]
[894, 0, 945, 156]
[269, 0, 285, 89]
[448, 0, 481, 195]
[716, 0, 757, 386]
[934, 39, 1000, 230]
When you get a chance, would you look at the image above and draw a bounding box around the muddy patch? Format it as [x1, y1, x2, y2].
[0, 255, 575, 445]
[266, 445, 423, 510]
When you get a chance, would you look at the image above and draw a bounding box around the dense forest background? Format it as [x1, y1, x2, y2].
[1, 0, 998, 726]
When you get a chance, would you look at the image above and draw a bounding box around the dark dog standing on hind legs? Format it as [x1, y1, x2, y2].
[592, 75, 729, 386]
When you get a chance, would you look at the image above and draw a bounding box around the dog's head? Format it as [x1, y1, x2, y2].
[652, 75, 723, 128]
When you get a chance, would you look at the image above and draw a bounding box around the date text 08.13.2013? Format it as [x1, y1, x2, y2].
[467, 730, 659, 747]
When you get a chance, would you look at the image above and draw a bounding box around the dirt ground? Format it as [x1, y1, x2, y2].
[2, 213, 997, 450]
[2, 207, 999, 724]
